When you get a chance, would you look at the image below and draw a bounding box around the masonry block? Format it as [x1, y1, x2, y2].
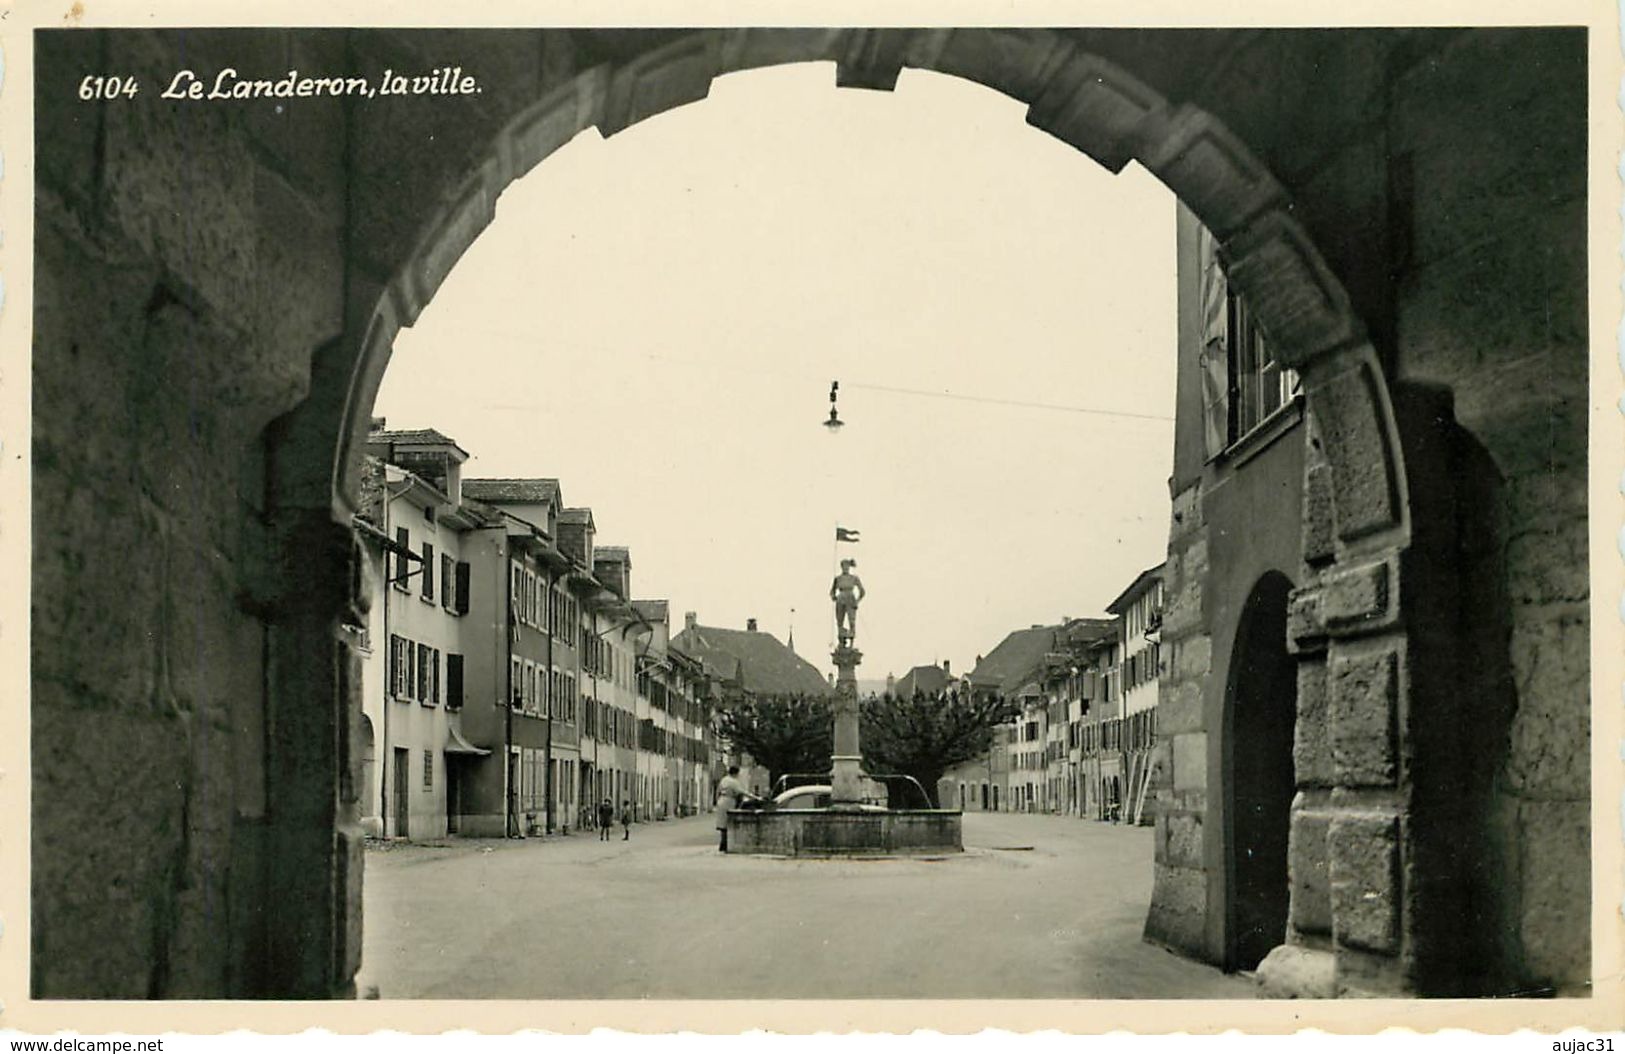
[1308, 356, 1401, 541]
[1165, 810, 1204, 870]
[1503, 610, 1590, 800]
[1173, 633, 1213, 681]
[1026, 52, 1167, 173]
[1517, 799, 1590, 992]
[32, 696, 191, 997]
[1289, 809, 1333, 934]
[1329, 814, 1401, 954]
[1142, 105, 1288, 240]
[1321, 559, 1396, 633]
[601, 33, 719, 136]
[1287, 587, 1326, 654]
[1144, 862, 1209, 957]
[1257, 943, 1338, 999]
[1293, 659, 1333, 787]
[1329, 648, 1399, 786]
[1302, 461, 1337, 565]
[1225, 211, 1362, 366]
[929, 27, 1074, 103]
[1159, 678, 1206, 734]
[1172, 732, 1208, 791]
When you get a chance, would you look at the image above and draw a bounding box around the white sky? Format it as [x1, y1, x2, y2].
[376, 62, 1177, 681]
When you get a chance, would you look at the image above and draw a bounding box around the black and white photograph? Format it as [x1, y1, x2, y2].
[5, 1, 1621, 1037]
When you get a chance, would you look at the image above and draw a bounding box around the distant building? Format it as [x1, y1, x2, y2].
[671, 612, 831, 796]
[355, 428, 484, 841]
[892, 661, 952, 699]
[1105, 564, 1164, 826]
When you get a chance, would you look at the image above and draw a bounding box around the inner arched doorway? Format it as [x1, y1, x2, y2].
[1224, 571, 1298, 972]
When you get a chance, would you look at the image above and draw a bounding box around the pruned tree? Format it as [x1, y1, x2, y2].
[861, 688, 1020, 808]
[712, 693, 834, 792]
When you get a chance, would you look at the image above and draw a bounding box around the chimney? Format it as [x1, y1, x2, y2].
[684, 611, 697, 632]
[746, 618, 758, 632]
[369, 416, 387, 433]
[942, 660, 951, 675]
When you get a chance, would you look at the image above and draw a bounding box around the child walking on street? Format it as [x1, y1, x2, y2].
[597, 798, 614, 841]
[620, 800, 633, 841]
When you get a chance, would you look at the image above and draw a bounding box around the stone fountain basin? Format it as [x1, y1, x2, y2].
[725, 807, 964, 856]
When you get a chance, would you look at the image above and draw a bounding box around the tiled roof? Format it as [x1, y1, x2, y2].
[596, 546, 631, 563]
[893, 664, 952, 698]
[968, 624, 1061, 695]
[671, 622, 832, 697]
[462, 478, 560, 505]
[560, 507, 595, 525]
[370, 427, 466, 453]
[632, 599, 669, 624]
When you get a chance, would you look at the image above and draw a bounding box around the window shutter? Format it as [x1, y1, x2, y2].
[441, 555, 453, 610]
[417, 643, 429, 702]
[394, 528, 410, 585]
[455, 561, 471, 615]
[448, 654, 464, 709]
[432, 648, 441, 705]
[421, 543, 435, 599]
[1198, 224, 1232, 458]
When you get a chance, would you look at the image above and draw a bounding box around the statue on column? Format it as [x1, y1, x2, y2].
[830, 559, 866, 647]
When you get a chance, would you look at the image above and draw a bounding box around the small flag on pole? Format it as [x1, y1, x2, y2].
[836, 526, 861, 543]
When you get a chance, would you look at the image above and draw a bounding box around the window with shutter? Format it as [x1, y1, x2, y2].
[440, 555, 453, 610]
[432, 648, 441, 705]
[417, 644, 430, 702]
[394, 528, 411, 589]
[421, 543, 435, 600]
[447, 654, 464, 709]
[454, 561, 471, 615]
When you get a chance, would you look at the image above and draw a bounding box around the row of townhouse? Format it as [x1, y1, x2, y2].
[938, 562, 1165, 824]
[351, 423, 725, 841]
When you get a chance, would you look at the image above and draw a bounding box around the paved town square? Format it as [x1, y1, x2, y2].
[358, 813, 1254, 1000]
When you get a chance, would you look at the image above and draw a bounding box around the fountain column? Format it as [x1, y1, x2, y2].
[830, 642, 864, 806]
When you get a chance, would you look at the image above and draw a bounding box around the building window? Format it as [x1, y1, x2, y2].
[422, 749, 433, 789]
[1197, 221, 1301, 457]
[453, 561, 471, 616]
[447, 654, 464, 709]
[421, 543, 435, 601]
[393, 528, 411, 589]
[440, 554, 454, 611]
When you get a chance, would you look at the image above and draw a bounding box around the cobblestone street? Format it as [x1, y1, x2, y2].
[358, 812, 1256, 1000]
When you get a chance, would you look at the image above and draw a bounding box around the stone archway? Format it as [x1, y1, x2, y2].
[31, 25, 1589, 1001]
[262, 27, 1416, 998]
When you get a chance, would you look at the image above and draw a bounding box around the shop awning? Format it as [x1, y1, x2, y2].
[444, 724, 491, 756]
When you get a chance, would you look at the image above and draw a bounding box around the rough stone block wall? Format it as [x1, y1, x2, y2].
[1388, 29, 1590, 993]
[1144, 481, 1211, 958]
[32, 29, 347, 996]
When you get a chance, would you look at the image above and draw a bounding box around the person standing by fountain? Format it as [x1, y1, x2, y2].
[715, 765, 751, 852]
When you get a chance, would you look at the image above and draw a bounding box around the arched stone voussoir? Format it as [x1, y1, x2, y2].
[599, 33, 725, 138]
[1302, 345, 1408, 549]
[1141, 105, 1290, 242]
[925, 27, 1076, 104]
[835, 28, 915, 92]
[716, 27, 849, 76]
[1221, 211, 1363, 368]
[501, 67, 614, 190]
[1025, 49, 1173, 174]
